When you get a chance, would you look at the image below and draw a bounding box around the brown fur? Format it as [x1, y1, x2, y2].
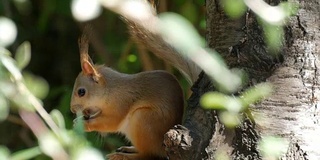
[71, 65, 184, 159]
[70, 2, 195, 159]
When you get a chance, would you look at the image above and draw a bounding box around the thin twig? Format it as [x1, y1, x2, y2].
[19, 110, 69, 160]
[17, 83, 61, 137]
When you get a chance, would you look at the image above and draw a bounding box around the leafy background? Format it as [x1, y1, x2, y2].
[0, 0, 205, 158]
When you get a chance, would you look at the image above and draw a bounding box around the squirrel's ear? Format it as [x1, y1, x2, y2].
[78, 33, 104, 83]
[81, 60, 104, 84]
[81, 60, 96, 76]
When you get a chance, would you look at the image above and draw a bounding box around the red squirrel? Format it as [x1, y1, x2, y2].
[70, 1, 200, 160]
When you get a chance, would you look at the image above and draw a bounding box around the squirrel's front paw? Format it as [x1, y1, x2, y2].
[116, 146, 137, 153]
[107, 153, 131, 160]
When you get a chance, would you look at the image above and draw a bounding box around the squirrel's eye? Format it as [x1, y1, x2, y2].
[77, 88, 86, 97]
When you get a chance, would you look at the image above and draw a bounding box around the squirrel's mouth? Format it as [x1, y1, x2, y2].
[82, 108, 102, 120]
[73, 107, 102, 122]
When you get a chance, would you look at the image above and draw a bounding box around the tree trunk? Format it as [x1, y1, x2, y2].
[163, 0, 320, 159]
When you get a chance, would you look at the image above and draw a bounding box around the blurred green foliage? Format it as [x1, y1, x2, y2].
[0, 0, 296, 159]
[0, 0, 205, 159]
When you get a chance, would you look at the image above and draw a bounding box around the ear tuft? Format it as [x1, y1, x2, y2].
[82, 60, 95, 75]
[78, 29, 105, 84]
[78, 33, 97, 76]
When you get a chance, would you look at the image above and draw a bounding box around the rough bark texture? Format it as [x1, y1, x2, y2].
[164, 73, 260, 160]
[255, 0, 320, 159]
[164, 72, 218, 160]
[163, 0, 319, 159]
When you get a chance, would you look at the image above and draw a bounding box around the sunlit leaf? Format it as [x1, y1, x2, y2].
[280, 2, 299, 17]
[15, 41, 31, 70]
[0, 80, 17, 99]
[0, 80, 34, 111]
[222, 0, 247, 18]
[159, 13, 242, 92]
[244, 0, 286, 25]
[263, 22, 284, 52]
[0, 95, 9, 121]
[258, 136, 289, 159]
[50, 109, 65, 129]
[0, 47, 12, 56]
[12, 92, 35, 111]
[0, 17, 17, 47]
[201, 92, 243, 112]
[73, 111, 85, 136]
[0, 53, 23, 81]
[39, 132, 65, 158]
[54, 129, 73, 147]
[10, 147, 42, 160]
[214, 147, 230, 160]
[23, 72, 49, 99]
[219, 111, 241, 127]
[240, 83, 273, 108]
[74, 147, 104, 160]
[71, 0, 102, 21]
[0, 146, 10, 160]
[159, 13, 204, 54]
[201, 92, 230, 110]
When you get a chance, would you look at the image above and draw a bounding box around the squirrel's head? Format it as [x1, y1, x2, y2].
[70, 59, 106, 126]
[70, 34, 132, 133]
[70, 35, 108, 132]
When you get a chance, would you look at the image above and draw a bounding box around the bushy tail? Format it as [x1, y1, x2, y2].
[122, 1, 201, 84]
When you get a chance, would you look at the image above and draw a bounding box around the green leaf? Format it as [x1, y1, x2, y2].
[10, 147, 42, 160]
[159, 13, 243, 92]
[0, 17, 17, 47]
[0, 95, 9, 121]
[0, 53, 23, 81]
[74, 147, 104, 160]
[280, 2, 299, 17]
[15, 41, 31, 70]
[0, 47, 12, 56]
[73, 111, 85, 136]
[201, 92, 229, 110]
[259, 136, 289, 159]
[0, 146, 10, 160]
[38, 132, 65, 158]
[265, 23, 284, 52]
[222, 0, 247, 19]
[0, 80, 33, 111]
[50, 109, 65, 129]
[219, 111, 241, 127]
[23, 72, 49, 99]
[12, 92, 36, 111]
[241, 83, 273, 108]
[201, 92, 242, 112]
[159, 13, 204, 54]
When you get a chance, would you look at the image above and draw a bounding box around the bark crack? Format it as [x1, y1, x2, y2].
[296, 15, 307, 36]
[311, 50, 317, 107]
